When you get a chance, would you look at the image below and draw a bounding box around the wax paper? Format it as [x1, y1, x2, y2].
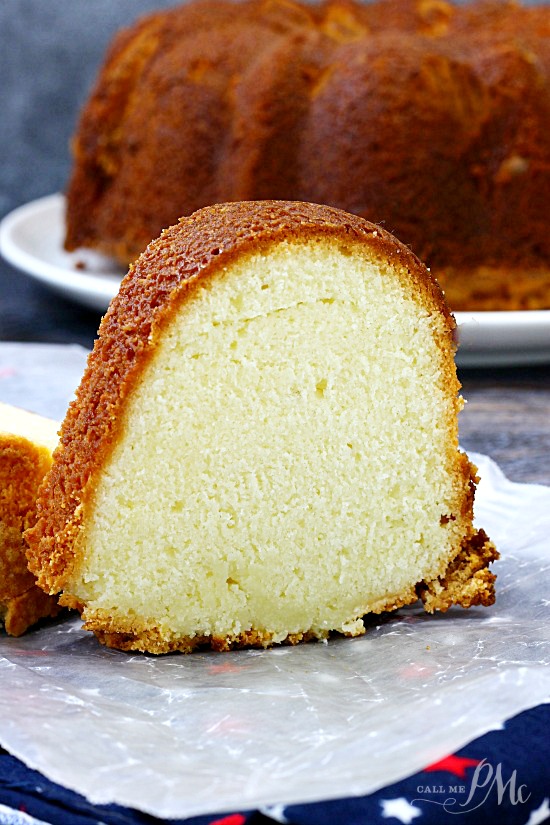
[0, 343, 549, 820]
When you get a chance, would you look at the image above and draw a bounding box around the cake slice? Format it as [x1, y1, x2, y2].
[25, 201, 498, 654]
[0, 403, 61, 636]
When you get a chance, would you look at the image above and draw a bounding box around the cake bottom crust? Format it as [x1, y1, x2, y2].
[0, 586, 62, 638]
[69, 529, 498, 655]
[0, 522, 61, 637]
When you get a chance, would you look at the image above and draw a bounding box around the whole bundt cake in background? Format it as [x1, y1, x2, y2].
[26, 201, 497, 654]
[64, 0, 550, 312]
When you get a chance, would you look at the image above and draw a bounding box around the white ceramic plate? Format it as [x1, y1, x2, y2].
[2, 194, 550, 366]
[0, 193, 124, 312]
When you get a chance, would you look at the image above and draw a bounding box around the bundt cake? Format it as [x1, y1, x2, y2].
[0, 403, 61, 636]
[26, 201, 498, 654]
[64, 0, 550, 311]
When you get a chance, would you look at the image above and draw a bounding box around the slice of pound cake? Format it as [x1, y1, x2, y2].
[25, 201, 498, 654]
[0, 403, 61, 636]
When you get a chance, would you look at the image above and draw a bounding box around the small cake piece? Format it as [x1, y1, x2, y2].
[26, 201, 498, 654]
[0, 403, 61, 636]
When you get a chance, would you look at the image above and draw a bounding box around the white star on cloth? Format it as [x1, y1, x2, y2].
[380, 797, 423, 823]
[0, 801, 51, 824]
[258, 804, 289, 823]
[525, 797, 550, 825]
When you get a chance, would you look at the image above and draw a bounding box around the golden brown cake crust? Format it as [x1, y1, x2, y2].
[27, 200, 453, 594]
[64, 0, 550, 311]
[0, 432, 61, 636]
[418, 528, 499, 612]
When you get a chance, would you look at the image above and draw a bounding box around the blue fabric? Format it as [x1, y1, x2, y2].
[1, 704, 549, 825]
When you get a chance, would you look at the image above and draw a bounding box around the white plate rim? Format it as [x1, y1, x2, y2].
[0, 193, 123, 311]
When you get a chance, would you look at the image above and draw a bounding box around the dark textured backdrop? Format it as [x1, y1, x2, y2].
[0, 0, 178, 219]
[1, 1, 176, 344]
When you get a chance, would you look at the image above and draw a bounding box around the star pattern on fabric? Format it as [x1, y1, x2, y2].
[380, 797, 422, 823]
[424, 754, 481, 778]
[525, 797, 550, 825]
[0, 802, 50, 825]
[209, 814, 246, 825]
[260, 803, 289, 822]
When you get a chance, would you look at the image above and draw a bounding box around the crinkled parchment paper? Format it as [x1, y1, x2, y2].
[0, 343, 549, 819]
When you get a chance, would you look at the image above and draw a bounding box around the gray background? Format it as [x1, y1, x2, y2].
[1, 1, 176, 343]
[1, 1, 176, 219]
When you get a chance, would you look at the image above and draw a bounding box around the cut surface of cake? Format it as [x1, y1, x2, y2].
[26, 201, 498, 654]
[64, 0, 550, 311]
[0, 403, 61, 636]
